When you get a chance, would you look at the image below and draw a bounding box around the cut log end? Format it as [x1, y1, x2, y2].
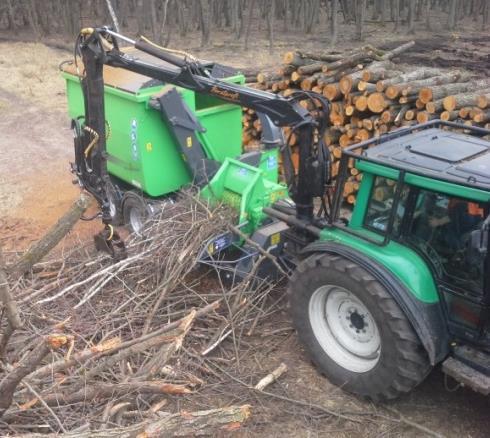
[339, 76, 353, 95]
[419, 87, 433, 104]
[477, 95, 489, 109]
[367, 93, 387, 113]
[385, 85, 400, 100]
[355, 95, 368, 112]
[443, 96, 457, 112]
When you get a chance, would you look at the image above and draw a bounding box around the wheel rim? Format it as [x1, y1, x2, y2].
[129, 207, 145, 233]
[309, 285, 381, 373]
[108, 196, 118, 219]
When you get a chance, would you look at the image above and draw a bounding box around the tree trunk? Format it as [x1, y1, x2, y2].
[0, 249, 22, 358]
[407, 0, 416, 33]
[104, 0, 120, 32]
[15, 405, 251, 438]
[376, 67, 439, 91]
[148, 0, 159, 41]
[419, 79, 490, 104]
[385, 70, 471, 100]
[136, 0, 145, 35]
[483, 0, 490, 30]
[199, 0, 211, 47]
[0, 334, 69, 419]
[6, 0, 16, 31]
[355, 0, 366, 40]
[448, 0, 458, 30]
[158, 0, 170, 44]
[443, 88, 490, 111]
[392, 0, 400, 30]
[425, 0, 432, 30]
[244, 0, 256, 49]
[330, 0, 339, 47]
[266, 0, 275, 54]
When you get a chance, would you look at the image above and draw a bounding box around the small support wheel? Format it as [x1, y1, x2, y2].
[106, 182, 123, 225]
[122, 192, 149, 234]
[288, 253, 432, 401]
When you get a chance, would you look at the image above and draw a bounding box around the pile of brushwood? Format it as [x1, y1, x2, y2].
[0, 192, 444, 437]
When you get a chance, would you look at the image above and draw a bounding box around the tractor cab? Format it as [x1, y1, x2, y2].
[290, 121, 490, 400]
[339, 122, 490, 345]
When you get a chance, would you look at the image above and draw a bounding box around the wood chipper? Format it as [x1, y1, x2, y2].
[62, 27, 490, 400]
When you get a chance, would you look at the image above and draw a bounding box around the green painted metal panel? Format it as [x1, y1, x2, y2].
[356, 160, 399, 179]
[196, 104, 242, 162]
[404, 174, 490, 202]
[319, 227, 439, 303]
[62, 71, 244, 197]
[201, 158, 288, 234]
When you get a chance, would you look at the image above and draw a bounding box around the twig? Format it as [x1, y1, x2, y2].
[382, 406, 445, 438]
[22, 380, 68, 433]
[254, 362, 288, 390]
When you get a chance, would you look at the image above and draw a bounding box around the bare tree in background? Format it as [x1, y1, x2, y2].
[104, 0, 120, 32]
[1, 0, 487, 49]
[266, 0, 275, 54]
[198, 0, 212, 46]
[330, 0, 339, 47]
[447, 0, 459, 30]
[355, 0, 366, 41]
[407, 0, 416, 34]
[392, 0, 400, 31]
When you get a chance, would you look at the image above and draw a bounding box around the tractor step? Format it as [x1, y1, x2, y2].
[442, 353, 490, 396]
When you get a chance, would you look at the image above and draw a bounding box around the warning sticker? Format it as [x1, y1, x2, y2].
[267, 155, 277, 170]
[130, 119, 139, 161]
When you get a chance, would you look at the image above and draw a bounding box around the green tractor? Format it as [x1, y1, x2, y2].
[64, 28, 490, 400]
[288, 126, 490, 400]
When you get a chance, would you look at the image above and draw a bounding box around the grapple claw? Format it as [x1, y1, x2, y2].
[94, 224, 127, 261]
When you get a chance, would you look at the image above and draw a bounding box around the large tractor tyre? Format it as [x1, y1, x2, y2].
[122, 192, 149, 234]
[288, 253, 432, 401]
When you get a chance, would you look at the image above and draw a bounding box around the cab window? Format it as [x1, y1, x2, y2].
[364, 176, 408, 236]
[404, 189, 486, 294]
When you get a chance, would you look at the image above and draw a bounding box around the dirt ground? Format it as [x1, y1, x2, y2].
[1, 17, 490, 437]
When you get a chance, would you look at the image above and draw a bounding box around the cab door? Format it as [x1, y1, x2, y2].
[400, 187, 489, 343]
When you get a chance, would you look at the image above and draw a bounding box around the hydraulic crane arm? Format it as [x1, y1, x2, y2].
[76, 27, 331, 226]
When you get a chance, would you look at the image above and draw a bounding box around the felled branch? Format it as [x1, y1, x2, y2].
[23, 381, 193, 408]
[10, 193, 91, 277]
[0, 334, 70, 419]
[0, 248, 22, 357]
[15, 405, 251, 437]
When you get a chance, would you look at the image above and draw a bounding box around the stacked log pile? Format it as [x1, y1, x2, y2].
[242, 42, 490, 204]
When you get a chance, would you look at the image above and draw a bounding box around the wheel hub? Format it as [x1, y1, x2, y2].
[309, 285, 381, 373]
[349, 311, 365, 330]
[129, 207, 144, 233]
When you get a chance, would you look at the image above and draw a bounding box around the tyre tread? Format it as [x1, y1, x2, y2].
[288, 253, 432, 401]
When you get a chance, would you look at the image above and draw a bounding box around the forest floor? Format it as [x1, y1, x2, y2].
[1, 17, 490, 437]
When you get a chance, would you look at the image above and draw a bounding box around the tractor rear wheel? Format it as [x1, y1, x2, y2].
[288, 253, 432, 401]
[122, 192, 149, 234]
